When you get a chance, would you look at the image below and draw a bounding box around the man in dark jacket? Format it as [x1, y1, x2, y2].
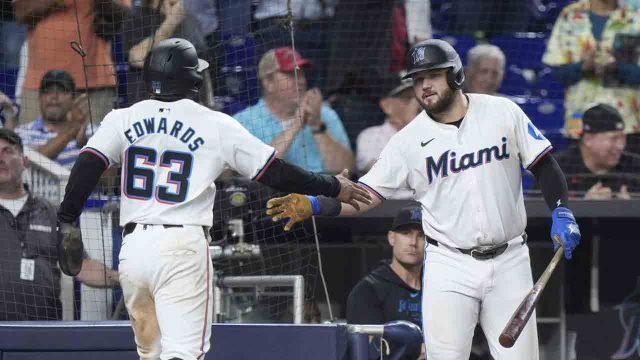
[347, 206, 424, 327]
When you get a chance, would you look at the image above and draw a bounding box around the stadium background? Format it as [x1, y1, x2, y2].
[0, 0, 638, 359]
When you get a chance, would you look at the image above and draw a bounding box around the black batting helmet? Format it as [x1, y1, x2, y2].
[403, 39, 465, 90]
[143, 38, 209, 100]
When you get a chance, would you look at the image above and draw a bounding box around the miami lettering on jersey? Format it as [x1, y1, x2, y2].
[124, 117, 205, 152]
[425, 137, 510, 184]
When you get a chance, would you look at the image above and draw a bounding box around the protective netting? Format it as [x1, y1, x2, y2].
[1, 0, 640, 327]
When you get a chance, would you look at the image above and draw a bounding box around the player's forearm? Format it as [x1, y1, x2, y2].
[338, 193, 381, 216]
[314, 191, 381, 217]
[530, 154, 569, 210]
[257, 158, 341, 197]
[314, 132, 354, 174]
[58, 151, 108, 223]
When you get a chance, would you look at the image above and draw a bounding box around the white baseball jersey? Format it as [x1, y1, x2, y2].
[83, 99, 276, 226]
[360, 94, 552, 249]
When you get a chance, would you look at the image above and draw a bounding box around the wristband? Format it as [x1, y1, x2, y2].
[306, 195, 320, 215]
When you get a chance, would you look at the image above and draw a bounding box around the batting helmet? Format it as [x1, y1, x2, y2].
[403, 39, 465, 90]
[143, 38, 209, 100]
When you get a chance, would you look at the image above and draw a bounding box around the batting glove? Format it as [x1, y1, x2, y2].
[551, 207, 581, 260]
[57, 222, 84, 276]
[266, 194, 313, 231]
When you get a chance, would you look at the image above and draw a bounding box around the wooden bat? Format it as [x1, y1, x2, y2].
[499, 236, 564, 348]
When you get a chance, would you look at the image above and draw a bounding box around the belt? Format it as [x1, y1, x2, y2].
[123, 223, 183, 237]
[426, 233, 527, 260]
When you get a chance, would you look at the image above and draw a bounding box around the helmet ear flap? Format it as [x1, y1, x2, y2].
[447, 68, 465, 90]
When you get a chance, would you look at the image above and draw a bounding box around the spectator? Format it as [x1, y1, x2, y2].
[0, 91, 18, 129]
[554, 103, 640, 199]
[464, 44, 506, 96]
[121, 0, 209, 106]
[234, 47, 353, 174]
[13, 0, 130, 124]
[443, 0, 529, 36]
[0, 128, 118, 320]
[347, 206, 424, 328]
[542, 0, 640, 140]
[15, 70, 90, 169]
[327, 0, 431, 92]
[356, 73, 418, 173]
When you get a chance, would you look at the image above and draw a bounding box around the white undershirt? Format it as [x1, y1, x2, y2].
[0, 193, 28, 217]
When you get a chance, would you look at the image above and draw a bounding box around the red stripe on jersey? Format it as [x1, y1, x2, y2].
[198, 237, 211, 359]
[527, 145, 553, 170]
[81, 147, 110, 168]
[358, 181, 386, 201]
[253, 150, 277, 181]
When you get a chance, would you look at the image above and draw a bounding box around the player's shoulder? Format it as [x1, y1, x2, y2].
[468, 93, 517, 107]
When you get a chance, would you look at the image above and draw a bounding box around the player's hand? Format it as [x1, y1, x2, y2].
[550, 207, 581, 260]
[266, 194, 313, 231]
[57, 222, 84, 276]
[335, 169, 372, 210]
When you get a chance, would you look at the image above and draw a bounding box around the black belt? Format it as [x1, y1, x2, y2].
[426, 234, 526, 260]
[123, 223, 183, 237]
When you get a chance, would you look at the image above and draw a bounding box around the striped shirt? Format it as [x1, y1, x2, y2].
[16, 117, 84, 169]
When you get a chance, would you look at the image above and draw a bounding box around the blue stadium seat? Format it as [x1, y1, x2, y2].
[0, 68, 18, 100]
[490, 32, 548, 70]
[220, 33, 256, 68]
[535, 66, 565, 100]
[430, 1, 454, 33]
[432, 34, 476, 64]
[516, 97, 569, 150]
[498, 65, 534, 96]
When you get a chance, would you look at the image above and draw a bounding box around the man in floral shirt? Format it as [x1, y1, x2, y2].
[542, 0, 640, 146]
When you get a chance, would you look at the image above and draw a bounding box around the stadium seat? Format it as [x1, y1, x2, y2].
[535, 66, 565, 100]
[516, 97, 569, 150]
[430, 1, 454, 33]
[432, 33, 476, 65]
[490, 32, 548, 70]
[0, 68, 18, 100]
[498, 65, 535, 96]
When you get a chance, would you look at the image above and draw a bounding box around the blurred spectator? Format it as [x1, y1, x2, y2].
[0, 0, 26, 69]
[121, 0, 209, 105]
[347, 207, 424, 327]
[464, 44, 506, 96]
[0, 91, 18, 129]
[327, 0, 431, 93]
[356, 73, 418, 173]
[554, 104, 640, 199]
[15, 70, 90, 169]
[542, 0, 640, 140]
[304, 301, 321, 324]
[444, 0, 529, 35]
[234, 47, 353, 174]
[0, 128, 118, 321]
[13, 0, 130, 124]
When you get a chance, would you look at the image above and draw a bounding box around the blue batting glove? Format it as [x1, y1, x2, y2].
[551, 207, 581, 259]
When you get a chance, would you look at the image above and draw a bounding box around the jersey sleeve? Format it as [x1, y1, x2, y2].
[358, 140, 411, 200]
[219, 114, 276, 180]
[81, 110, 126, 167]
[508, 100, 553, 170]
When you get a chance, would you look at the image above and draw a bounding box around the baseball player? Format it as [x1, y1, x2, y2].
[56, 38, 371, 360]
[267, 39, 582, 359]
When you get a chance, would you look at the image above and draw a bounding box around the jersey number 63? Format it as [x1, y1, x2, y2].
[123, 146, 193, 204]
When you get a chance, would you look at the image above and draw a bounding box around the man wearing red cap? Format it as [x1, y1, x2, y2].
[234, 47, 354, 175]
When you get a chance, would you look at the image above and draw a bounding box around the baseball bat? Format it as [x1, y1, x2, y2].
[499, 236, 564, 348]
